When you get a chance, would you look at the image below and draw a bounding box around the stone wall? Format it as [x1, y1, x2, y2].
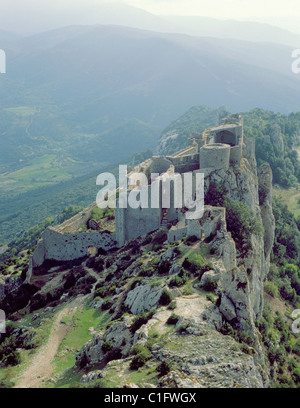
[150, 156, 173, 175]
[32, 227, 116, 268]
[168, 224, 187, 243]
[55, 204, 96, 234]
[186, 206, 225, 241]
[167, 153, 200, 173]
[229, 145, 242, 165]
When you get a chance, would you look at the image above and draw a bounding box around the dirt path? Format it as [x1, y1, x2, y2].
[15, 299, 81, 388]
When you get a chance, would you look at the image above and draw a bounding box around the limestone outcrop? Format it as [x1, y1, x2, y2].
[124, 284, 164, 315]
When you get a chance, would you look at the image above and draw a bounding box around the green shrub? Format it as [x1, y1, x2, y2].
[169, 273, 188, 288]
[220, 322, 234, 336]
[264, 281, 278, 297]
[268, 346, 287, 366]
[129, 348, 152, 370]
[131, 344, 149, 356]
[157, 260, 171, 276]
[0, 378, 14, 388]
[166, 313, 180, 325]
[106, 347, 122, 363]
[224, 199, 263, 252]
[206, 293, 215, 303]
[102, 341, 114, 353]
[159, 289, 173, 306]
[101, 298, 113, 311]
[156, 361, 171, 376]
[202, 277, 217, 292]
[167, 301, 176, 311]
[177, 321, 191, 334]
[0, 337, 21, 367]
[130, 310, 155, 333]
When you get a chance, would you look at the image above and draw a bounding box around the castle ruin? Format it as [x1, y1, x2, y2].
[31, 113, 249, 269]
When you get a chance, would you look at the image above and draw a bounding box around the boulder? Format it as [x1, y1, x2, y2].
[219, 294, 237, 322]
[124, 284, 163, 315]
[199, 270, 220, 291]
[104, 321, 132, 356]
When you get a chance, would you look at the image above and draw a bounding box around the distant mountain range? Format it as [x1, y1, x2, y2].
[0, 1, 300, 47]
[1, 19, 300, 245]
[1, 24, 300, 171]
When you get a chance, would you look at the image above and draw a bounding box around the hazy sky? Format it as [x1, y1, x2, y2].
[0, 0, 299, 19]
[0, 0, 300, 35]
[126, 0, 300, 18]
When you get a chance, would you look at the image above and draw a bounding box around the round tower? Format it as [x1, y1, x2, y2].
[200, 143, 230, 170]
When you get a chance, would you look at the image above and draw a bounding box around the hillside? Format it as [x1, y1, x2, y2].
[1, 109, 300, 390]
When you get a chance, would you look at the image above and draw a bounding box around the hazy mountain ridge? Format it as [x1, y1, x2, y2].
[1, 24, 300, 171]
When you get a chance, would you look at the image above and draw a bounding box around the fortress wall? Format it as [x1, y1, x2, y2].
[229, 145, 242, 165]
[55, 204, 97, 234]
[186, 206, 225, 240]
[150, 156, 173, 175]
[168, 225, 187, 243]
[200, 143, 230, 170]
[124, 205, 161, 242]
[115, 206, 126, 247]
[169, 145, 198, 158]
[131, 159, 153, 180]
[115, 185, 162, 245]
[32, 227, 116, 267]
[243, 139, 256, 169]
[167, 153, 199, 173]
[31, 239, 46, 268]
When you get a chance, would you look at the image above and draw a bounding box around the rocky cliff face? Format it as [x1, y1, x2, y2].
[202, 147, 275, 373]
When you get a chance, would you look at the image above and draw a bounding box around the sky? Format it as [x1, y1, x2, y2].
[125, 0, 300, 18]
[0, 0, 299, 19]
[0, 0, 300, 35]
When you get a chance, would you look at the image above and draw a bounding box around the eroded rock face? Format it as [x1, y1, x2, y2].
[258, 163, 275, 262]
[105, 321, 132, 356]
[75, 333, 104, 367]
[219, 294, 236, 322]
[153, 315, 267, 388]
[158, 371, 202, 388]
[124, 284, 163, 315]
[0, 276, 23, 301]
[203, 153, 275, 365]
[80, 370, 103, 383]
[75, 317, 135, 368]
